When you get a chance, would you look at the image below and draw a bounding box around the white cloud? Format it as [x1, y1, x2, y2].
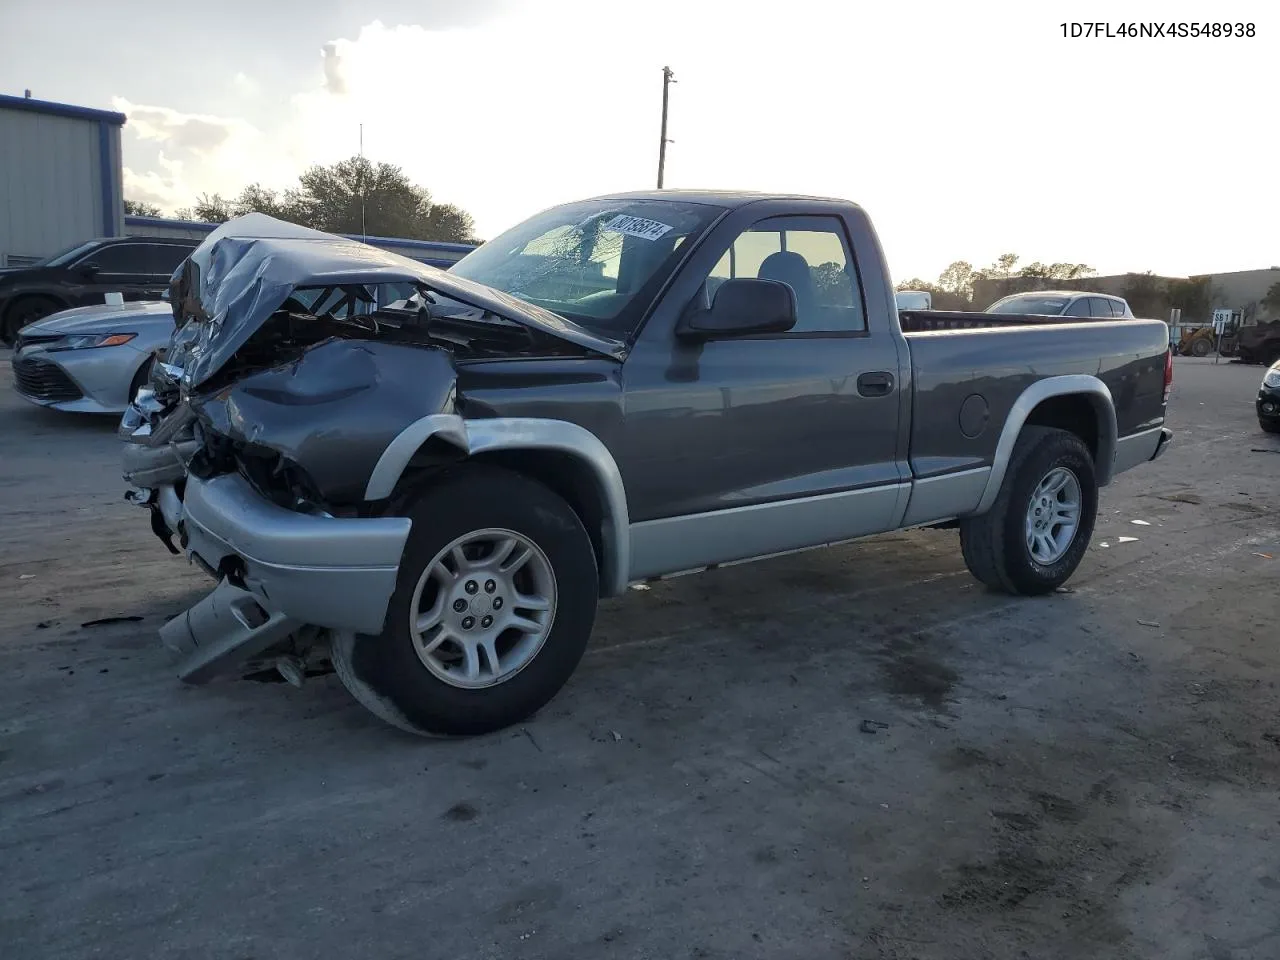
[232, 72, 260, 98]
[110, 0, 1277, 277]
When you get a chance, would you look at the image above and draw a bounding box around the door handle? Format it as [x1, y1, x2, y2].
[857, 371, 895, 397]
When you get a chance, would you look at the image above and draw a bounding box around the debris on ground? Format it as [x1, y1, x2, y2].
[1099, 542, 1110, 548]
[860, 719, 890, 734]
[1137, 619, 1161, 628]
[1117, 536, 1140, 544]
[1251, 448, 1280, 455]
[1157, 492, 1203, 505]
[630, 583, 651, 591]
[1254, 553, 1274, 560]
[611, 730, 623, 742]
[80, 616, 144, 628]
[1131, 520, 1152, 526]
[18, 574, 35, 580]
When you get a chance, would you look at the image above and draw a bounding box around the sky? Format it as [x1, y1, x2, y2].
[0, 0, 1275, 283]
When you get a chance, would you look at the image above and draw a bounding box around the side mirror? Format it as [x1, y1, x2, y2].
[81, 262, 101, 278]
[677, 278, 797, 341]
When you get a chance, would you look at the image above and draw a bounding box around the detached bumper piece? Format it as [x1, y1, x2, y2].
[12, 354, 83, 403]
[161, 579, 301, 684]
[1150, 428, 1173, 462]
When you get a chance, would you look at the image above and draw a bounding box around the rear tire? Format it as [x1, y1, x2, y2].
[1190, 338, 1212, 358]
[332, 465, 599, 737]
[960, 427, 1098, 596]
[2, 295, 62, 344]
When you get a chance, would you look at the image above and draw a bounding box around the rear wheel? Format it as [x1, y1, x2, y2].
[332, 465, 599, 736]
[1190, 337, 1212, 358]
[2, 295, 61, 344]
[960, 427, 1098, 595]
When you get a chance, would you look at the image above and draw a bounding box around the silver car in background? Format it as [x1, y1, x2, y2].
[10, 299, 173, 413]
[985, 290, 1135, 319]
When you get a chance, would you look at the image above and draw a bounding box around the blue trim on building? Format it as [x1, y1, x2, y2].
[0, 93, 127, 125]
[122, 215, 477, 256]
[98, 121, 117, 237]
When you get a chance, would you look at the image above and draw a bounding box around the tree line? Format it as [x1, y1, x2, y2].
[124, 156, 480, 245]
[895, 253, 1097, 310]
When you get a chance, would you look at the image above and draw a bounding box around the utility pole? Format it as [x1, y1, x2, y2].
[657, 66, 676, 189]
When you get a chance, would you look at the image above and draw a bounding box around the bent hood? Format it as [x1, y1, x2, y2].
[172, 213, 625, 388]
[21, 300, 172, 337]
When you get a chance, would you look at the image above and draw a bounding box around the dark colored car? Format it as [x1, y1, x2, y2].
[0, 236, 198, 343]
[1258, 360, 1280, 433]
[120, 197, 1173, 737]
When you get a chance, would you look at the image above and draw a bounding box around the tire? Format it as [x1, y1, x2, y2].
[960, 426, 1098, 596]
[332, 465, 599, 736]
[1261, 420, 1280, 435]
[2, 295, 62, 344]
[1190, 338, 1212, 358]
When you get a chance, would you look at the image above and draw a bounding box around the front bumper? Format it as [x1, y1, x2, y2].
[11, 343, 147, 413]
[1257, 386, 1280, 421]
[181, 473, 412, 637]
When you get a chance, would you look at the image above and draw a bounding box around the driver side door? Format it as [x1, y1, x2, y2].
[618, 209, 907, 579]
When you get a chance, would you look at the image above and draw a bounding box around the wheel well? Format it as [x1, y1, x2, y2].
[458, 449, 611, 595]
[1024, 395, 1100, 462]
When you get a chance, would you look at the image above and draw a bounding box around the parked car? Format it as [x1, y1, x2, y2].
[985, 291, 1135, 319]
[1258, 360, 1280, 433]
[120, 200, 1173, 737]
[895, 289, 932, 311]
[10, 299, 174, 413]
[0, 236, 198, 344]
[1237, 319, 1280, 365]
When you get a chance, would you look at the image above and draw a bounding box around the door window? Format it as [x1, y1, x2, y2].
[1090, 297, 1118, 318]
[707, 215, 865, 333]
[84, 243, 151, 273]
[1064, 298, 1092, 317]
[144, 244, 193, 275]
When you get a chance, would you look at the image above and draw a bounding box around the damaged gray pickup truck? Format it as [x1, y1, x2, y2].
[120, 195, 1173, 737]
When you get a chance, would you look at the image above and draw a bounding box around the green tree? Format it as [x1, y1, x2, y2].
[979, 253, 1019, 279]
[1166, 276, 1212, 321]
[937, 261, 977, 301]
[124, 199, 163, 217]
[1263, 281, 1280, 312]
[177, 157, 479, 243]
[1018, 261, 1096, 280]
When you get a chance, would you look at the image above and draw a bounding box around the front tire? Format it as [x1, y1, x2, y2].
[1261, 420, 1280, 435]
[960, 427, 1098, 595]
[332, 465, 599, 736]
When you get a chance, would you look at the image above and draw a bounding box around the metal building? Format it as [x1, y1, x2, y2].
[125, 214, 476, 269]
[0, 93, 126, 266]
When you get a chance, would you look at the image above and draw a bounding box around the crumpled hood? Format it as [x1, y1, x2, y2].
[172, 213, 625, 388]
[21, 300, 172, 337]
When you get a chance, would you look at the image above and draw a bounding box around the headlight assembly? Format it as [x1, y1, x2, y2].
[51, 332, 137, 351]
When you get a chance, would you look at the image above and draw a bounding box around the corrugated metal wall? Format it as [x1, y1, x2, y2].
[0, 107, 122, 265]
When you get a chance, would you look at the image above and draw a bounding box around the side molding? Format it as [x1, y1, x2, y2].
[971, 375, 1117, 516]
[365, 415, 632, 597]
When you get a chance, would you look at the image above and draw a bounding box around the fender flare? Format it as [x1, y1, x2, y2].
[972, 374, 1117, 515]
[365, 415, 632, 597]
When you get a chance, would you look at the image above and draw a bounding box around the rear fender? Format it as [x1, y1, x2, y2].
[365, 416, 631, 597]
[971, 375, 1117, 515]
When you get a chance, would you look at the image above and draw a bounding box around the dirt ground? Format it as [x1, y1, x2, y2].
[1, 354, 1277, 960]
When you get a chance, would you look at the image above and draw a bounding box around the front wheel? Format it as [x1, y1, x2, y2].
[332, 465, 599, 736]
[1261, 420, 1280, 435]
[960, 427, 1098, 595]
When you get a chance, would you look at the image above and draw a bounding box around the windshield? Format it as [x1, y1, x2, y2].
[987, 294, 1070, 315]
[39, 239, 105, 267]
[447, 198, 722, 335]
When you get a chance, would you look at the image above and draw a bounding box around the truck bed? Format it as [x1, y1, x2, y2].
[898, 309, 1140, 332]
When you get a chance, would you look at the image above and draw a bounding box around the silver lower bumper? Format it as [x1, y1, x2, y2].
[171, 473, 413, 680]
[161, 579, 302, 684]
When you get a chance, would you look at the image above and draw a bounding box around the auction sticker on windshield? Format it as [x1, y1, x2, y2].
[602, 214, 673, 241]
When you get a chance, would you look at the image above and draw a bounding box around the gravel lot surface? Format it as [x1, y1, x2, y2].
[2, 353, 1277, 960]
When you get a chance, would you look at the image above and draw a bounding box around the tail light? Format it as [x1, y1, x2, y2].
[1162, 348, 1173, 404]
